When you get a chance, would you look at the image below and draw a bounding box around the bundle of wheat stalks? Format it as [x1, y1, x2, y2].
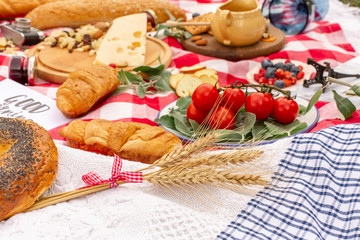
[25, 130, 270, 213]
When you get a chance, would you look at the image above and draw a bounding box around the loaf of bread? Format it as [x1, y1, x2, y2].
[0, 0, 65, 19]
[0, 117, 58, 221]
[59, 119, 182, 164]
[25, 0, 187, 30]
[56, 65, 119, 118]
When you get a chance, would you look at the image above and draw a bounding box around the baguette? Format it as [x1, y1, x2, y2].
[0, 0, 65, 19]
[25, 0, 187, 30]
[59, 119, 183, 164]
[56, 65, 119, 118]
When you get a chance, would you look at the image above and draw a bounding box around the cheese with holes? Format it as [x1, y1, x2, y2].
[94, 13, 147, 67]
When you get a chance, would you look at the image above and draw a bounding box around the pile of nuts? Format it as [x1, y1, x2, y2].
[43, 23, 109, 56]
[0, 37, 18, 54]
[190, 35, 207, 46]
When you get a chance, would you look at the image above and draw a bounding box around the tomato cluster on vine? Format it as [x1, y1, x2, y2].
[186, 83, 299, 130]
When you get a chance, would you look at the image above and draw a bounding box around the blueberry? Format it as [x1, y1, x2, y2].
[261, 59, 273, 70]
[192, 12, 201, 18]
[290, 65, 300, 74]
[274, 62, 284, 69]
[282, 64, 291, 71]
[291, 72, 297, 77]
[283, 62, 295, 71]
[274, 80, 286, 88]
[264, 67, 276, 79]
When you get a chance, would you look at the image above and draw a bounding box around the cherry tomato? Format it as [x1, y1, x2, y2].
[187, 102, 208, 124]
[297, 71, 305, 79]
[272, 97, 299, 124]
[192, 83, 220, 112]
[267, 78, 275, 85]
[245, 92, 274, 120]
[208, 106, 236, 130]
[258, 77, 268, 84]
[221, 88, 246, 114]
[259, 68, 266, 77]
[275, 68, 284, 78]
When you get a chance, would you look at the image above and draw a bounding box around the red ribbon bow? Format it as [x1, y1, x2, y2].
[82, 154, 143, 188]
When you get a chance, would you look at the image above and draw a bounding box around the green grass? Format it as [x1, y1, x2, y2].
[339, 0, 360, 8]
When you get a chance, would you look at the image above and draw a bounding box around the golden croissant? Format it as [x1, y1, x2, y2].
[59, 119, 183, 164]
[56, 65, 119, 118]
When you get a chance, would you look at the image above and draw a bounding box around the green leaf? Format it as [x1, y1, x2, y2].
[154, 115, 176, 130]
[290, 122, 308, 135]
[171, 110, 193, 137]
[133, 64, 165, 76]
[154, 24, 170, 37]
[176, 97, 192, 114]
[350, 84, 360, 97]
[183, 31, 193, 39]
[154, 71, 173, 91]
[298, 104, 307, 115]
[135, 84, 146, 99]
[234, 112, 256, 135]
[215, 129, 245, 143]
[188, 119, 200, 132]
[252, 123, 270, 141]
[304, 88, 322, 114]
[117, 69, 129, 85]
[124, 71, 144, 84]
[332, 90, 356, 120]
[264, 119, 307, 137]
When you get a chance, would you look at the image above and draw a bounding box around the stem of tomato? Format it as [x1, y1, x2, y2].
[220, 82, 293, 99]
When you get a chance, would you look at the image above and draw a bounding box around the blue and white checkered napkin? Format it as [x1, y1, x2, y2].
[217, 124, 360, 240]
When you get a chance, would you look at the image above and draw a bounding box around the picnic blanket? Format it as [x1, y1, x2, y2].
[0, 0, 360, 239]
[0, 0, 360, 142]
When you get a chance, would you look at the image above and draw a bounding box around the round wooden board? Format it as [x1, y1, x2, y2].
[180, 25, 286, 61]
[29, 36, 172, 84]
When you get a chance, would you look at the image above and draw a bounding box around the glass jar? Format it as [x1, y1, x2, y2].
[261, 0, 329, 35]
[8, 56, 37, 85]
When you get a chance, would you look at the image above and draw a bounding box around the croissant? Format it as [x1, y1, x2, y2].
[56, 65, 119, 118]
[59, 119, 183, 164]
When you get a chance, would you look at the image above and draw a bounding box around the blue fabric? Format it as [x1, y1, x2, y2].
[217, 124, 360, 240]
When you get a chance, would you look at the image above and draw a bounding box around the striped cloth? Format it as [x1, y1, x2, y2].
[217, 123, 360, 240]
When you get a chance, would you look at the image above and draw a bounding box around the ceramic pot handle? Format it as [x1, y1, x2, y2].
[218, 9, 232, 45]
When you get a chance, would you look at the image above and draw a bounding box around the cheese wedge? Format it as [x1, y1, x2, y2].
[94, 13, 147, 67]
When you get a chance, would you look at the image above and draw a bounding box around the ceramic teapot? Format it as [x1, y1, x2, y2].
[211, 0, 266, 47]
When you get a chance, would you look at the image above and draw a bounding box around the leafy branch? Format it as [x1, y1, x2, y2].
[154, 9, 192, 39]
[304, 76, 360, 120]
[114, 61, 174, 99]
[219, 81, 294, 99]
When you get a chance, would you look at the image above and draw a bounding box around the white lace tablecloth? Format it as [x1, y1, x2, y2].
[0, 138, 288, 240]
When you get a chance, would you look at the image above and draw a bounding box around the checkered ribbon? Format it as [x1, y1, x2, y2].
[82, 154, 143, 188]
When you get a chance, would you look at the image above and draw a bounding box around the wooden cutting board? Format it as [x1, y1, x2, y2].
[29, 36, 172, 84]
[180, 25, 286, 61]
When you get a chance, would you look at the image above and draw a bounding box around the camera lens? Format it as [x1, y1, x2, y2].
[13, 18, 32, 32]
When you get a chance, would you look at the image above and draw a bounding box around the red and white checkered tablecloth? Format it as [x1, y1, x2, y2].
[0, 0, 359, 142]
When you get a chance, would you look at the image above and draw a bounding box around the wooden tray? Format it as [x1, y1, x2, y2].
[29, 36, 172, 84]
[180, 25, 286, 61]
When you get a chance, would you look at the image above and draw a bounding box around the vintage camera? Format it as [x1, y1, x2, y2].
[0, 18, 45, 46]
